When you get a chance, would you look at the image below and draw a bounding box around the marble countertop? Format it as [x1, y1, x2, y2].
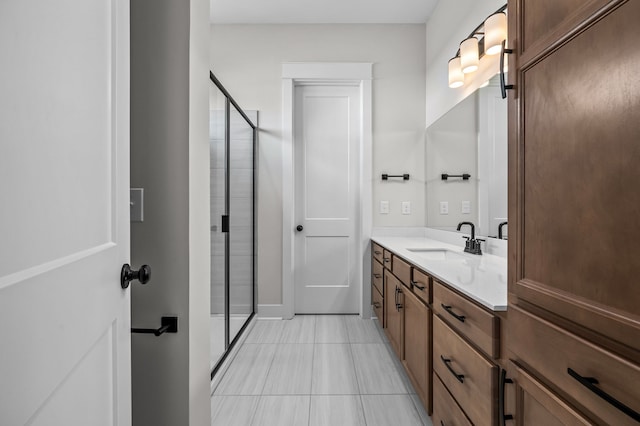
[371, 236, 507, 311]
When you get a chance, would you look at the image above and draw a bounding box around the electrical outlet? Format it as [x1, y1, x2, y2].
[461, 200, 471, 214]
[401, 201, 411, 215]
[440, 201, 449, 215]
[380, 201, 389, 214]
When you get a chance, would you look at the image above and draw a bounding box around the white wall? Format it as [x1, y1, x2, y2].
[131, 0, 210, 424]
[210, 24, 426, 306]
[425, 0, 505, 127]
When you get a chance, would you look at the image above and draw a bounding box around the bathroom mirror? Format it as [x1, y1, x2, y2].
[425, 75, 507, 239]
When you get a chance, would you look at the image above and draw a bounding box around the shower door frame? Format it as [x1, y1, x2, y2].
[209, 70, 258, 379]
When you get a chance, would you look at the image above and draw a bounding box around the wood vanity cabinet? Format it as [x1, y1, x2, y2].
[384, 269, 404, 359]
[507, 0, 640, 423]
[403, 287, 431, 413]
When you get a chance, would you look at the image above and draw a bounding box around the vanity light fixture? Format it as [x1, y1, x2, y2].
[460, 37, 480, 73]
[448, 57, 464, 88]
[448, 4, 507, 89]
[484, 12, 508, 55]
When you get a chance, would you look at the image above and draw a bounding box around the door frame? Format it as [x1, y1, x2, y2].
[281, 62, 373, 320]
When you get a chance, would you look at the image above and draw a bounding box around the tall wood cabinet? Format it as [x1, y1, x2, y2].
[507, 0, 640, 423]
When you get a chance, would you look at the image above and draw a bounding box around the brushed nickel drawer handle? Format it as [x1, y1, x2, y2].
[441, 304, 466, 322]
[441, 355, 464, 383]
[411, 280, 425, 290]
[374, 250, 382, 255]
[383, 257, 390, 263]
[568, 368, 640, 422]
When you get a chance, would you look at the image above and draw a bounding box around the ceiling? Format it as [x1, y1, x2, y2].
[210, 0, 439, 24]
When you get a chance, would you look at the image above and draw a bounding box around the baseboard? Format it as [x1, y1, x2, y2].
[257, 304, 284, 318]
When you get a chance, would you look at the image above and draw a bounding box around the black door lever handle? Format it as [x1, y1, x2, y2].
[131, 316, 178, 336]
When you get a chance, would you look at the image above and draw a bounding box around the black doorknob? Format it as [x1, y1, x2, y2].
[296, 225, 303, 232]
[121, 264, 151, 289]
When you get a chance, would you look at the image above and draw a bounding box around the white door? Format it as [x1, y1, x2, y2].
[294, 84, 360, 314]
[0, 1, 131, 425]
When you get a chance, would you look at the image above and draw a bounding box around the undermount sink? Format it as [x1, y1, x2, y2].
[406, 248, 465, 261]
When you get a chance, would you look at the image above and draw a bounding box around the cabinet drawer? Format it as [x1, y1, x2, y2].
[372, 284, 384, 327]
[382, 249, 392, 269]
[411, 267, 431, 304]
[432, 374, 472, 426]
[509, 306, 640, 425]
[513, 362, 595, 425]
[434, 281, 499, 358]
[392, 254, 411, 287]
[372, 258, 383, 295]
[433, 315, 497, 425]
[372, 242, 384, 264]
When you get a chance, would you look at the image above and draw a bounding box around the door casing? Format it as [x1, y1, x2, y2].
[281, 62, 373, 320]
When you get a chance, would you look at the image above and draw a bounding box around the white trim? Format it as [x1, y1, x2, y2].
[281, 62, 373, 320]
[257, 304, 284, 319]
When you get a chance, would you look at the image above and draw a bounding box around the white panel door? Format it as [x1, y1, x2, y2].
[0, 1, 131, 425]
[294, 85, 360, 314]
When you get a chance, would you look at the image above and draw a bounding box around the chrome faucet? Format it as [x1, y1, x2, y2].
[498, 221, 508, 240]
[457, 221, 483, 255]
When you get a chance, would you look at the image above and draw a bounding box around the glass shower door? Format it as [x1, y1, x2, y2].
[228, 106, 255, 343]
[209, 83, 227, 369]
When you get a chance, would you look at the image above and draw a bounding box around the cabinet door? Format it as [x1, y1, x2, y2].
[513, 364, 595, 425]
[384, 270, 403, 359]
[508, 0, 640, 353]
[403, 289, 431, 413]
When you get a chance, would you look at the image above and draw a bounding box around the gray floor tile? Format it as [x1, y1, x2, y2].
[211, 396, 259, 426]
[314, 315, 349, 343]
[351, 343, 408, 394]
[250, 396, 310, 426]
[345, 316, 383, 343]
[312, 344, 359, 394]
[309, 395, 366, 426]
[410, 393, 433, 426]
[214, 344, 276, 395]
[361, 395, 425, 426]
[244, 320, 285, 343]
[280, 315, 316, 343]
[262, 344, 314, 395]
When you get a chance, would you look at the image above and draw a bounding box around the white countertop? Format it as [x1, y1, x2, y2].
[371, 236, 507, 311]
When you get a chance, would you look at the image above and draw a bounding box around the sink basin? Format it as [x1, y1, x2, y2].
[406, 248, 465, 261]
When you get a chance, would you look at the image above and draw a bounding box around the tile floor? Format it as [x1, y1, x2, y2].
[211, 315, 432, 426]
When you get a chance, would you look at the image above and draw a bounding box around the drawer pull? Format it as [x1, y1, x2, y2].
[373, 273, 382, 279]
[440, 355, 464, 383]
[499, 369, 514, 425]
[567, 368, 640, 422]
[411, 280, 425, 290]
[374, 250, 382, 255]
[441, 304, 466, 322]
[373, 302, 381, 308]
[395, 286, 403, 311]
[383, 257, 391, 263]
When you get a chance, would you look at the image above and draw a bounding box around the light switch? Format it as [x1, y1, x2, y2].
[402, 201, 411, 215]
[130, 188, 144, 222]
[440, 201, 449, 215]
[380, 201, 389, 214]
[461, 200, 471, 214]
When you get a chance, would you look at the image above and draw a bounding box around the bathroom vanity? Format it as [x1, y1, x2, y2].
[371, 234, 509, 424]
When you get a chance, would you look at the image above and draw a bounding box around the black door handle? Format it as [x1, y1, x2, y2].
[296, 225, 303, 232]
[131, 316, 178, 336]
[121, 264, 151, 289]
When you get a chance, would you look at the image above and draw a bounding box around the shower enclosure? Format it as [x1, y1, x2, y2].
[209, 71, 257, 377]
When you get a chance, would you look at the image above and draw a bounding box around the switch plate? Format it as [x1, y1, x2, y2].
[130, 188, 144, 222]
[461, 200, 471, 214]
[380, 201, 390, 214]
[440, 201, 449, 215]
[401, 201, 411, 215]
